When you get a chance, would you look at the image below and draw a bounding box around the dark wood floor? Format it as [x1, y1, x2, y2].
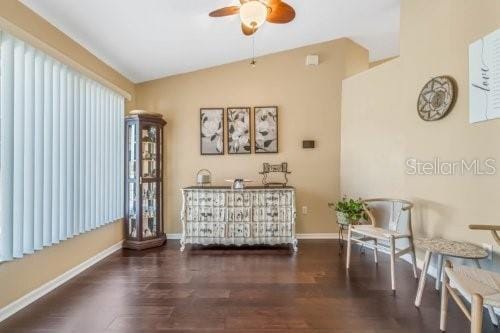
[1, 240, 498, 332]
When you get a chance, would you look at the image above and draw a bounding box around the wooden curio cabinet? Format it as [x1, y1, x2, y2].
[124, 111, 166, 250]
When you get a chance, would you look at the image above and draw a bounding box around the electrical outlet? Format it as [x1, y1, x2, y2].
[302, 206, 308, 215]
[482, 243, 493, 261]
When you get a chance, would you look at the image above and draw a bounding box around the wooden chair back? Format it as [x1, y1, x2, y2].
[469, 224, 500, 246]
[362, 198, 414, 235]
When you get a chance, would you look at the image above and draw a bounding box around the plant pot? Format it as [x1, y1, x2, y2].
[336, 212, 353, 226]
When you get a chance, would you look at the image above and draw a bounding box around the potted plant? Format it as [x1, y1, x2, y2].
[333, 197, 365, 225]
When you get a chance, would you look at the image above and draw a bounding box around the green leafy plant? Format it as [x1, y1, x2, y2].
[334, 197, 364, 224]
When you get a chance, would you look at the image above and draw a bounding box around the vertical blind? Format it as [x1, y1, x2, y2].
[0, 31, 125, 262]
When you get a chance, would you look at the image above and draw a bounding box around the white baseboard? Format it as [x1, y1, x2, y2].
[0, 240, 123, 323]
[166, 233, 182, 240]
[166, 233, 339, 240]
[297, 233, 339, 239]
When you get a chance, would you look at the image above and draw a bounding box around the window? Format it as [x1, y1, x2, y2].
[0, 31, 125, 262]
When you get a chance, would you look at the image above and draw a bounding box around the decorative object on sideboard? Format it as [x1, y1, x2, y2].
[200, 108, 224, 155]
[302, 140, 315, 149]
[124, 111, 166, 250]
[225, 178, 253, 190]
[227, 107, 252, 154]
[255, 106, 278, 153]
[469, 28, 500, 123]
[196, 169, 212, 187]
[259, 162, 291, 187]
[417, 76, 457, 121]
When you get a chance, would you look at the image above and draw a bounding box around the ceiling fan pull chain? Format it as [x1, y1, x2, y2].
[251, 31, 257, 67]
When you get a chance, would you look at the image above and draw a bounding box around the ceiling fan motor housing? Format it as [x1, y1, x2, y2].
[240, 1, 269, 28]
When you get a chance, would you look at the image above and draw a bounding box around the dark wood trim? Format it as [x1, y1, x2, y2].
[123, 233, 166, 250]
[200, 108, 225, 156]
[254, 106, 279, 154]
[126, 114, 166, 126]
[227, 107, 252, 155]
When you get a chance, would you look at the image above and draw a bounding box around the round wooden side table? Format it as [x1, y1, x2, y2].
[413, 237, 488, 307]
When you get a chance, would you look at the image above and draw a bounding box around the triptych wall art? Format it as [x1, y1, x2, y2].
[200, 107, 278, 155]
[200, 108, 224, 155]
[254, 106, 278, 153]
[227, 107, 251, 154]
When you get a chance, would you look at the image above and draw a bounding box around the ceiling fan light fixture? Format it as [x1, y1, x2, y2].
[239, 1, 268, 29]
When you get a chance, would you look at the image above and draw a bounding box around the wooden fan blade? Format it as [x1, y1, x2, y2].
[242, 23, 258, 36]
[209, 6, 240, 17]
[267, 1, 295, 24]
[266, 0, 282, 6]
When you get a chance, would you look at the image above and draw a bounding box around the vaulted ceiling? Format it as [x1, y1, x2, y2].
[20, 0, 400, 83]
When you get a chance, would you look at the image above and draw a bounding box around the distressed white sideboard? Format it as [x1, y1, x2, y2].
[180, 186, 297, 252]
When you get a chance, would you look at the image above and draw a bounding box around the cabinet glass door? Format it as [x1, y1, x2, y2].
[141, 125, 159, 179]
[142, 182, 158, 238]
[158, 128, 163, 182]
[128, 182, 138, 237]
[127, 122, 139, 238]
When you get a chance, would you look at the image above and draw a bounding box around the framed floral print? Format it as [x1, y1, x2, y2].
[200, 108, 224, 155]
[227, 107, 251, 154]
[254, 106, 278, 153]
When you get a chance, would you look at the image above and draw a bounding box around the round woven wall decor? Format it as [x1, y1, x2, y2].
[417, 76, 457, 121]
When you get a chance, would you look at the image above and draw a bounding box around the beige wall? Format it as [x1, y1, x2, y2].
[136, 38, 369, 234]
[0, 0, 134, 309]
[369, 56, 398, 69]
[0, 222, 123, 308]
[341, 0, 500, 266]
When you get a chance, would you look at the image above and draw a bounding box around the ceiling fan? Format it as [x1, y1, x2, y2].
[209, 0, 296, 36]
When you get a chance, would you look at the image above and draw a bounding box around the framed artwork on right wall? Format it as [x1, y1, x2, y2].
[469, 27, 500, 123]
[254, 106, 278, 153]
